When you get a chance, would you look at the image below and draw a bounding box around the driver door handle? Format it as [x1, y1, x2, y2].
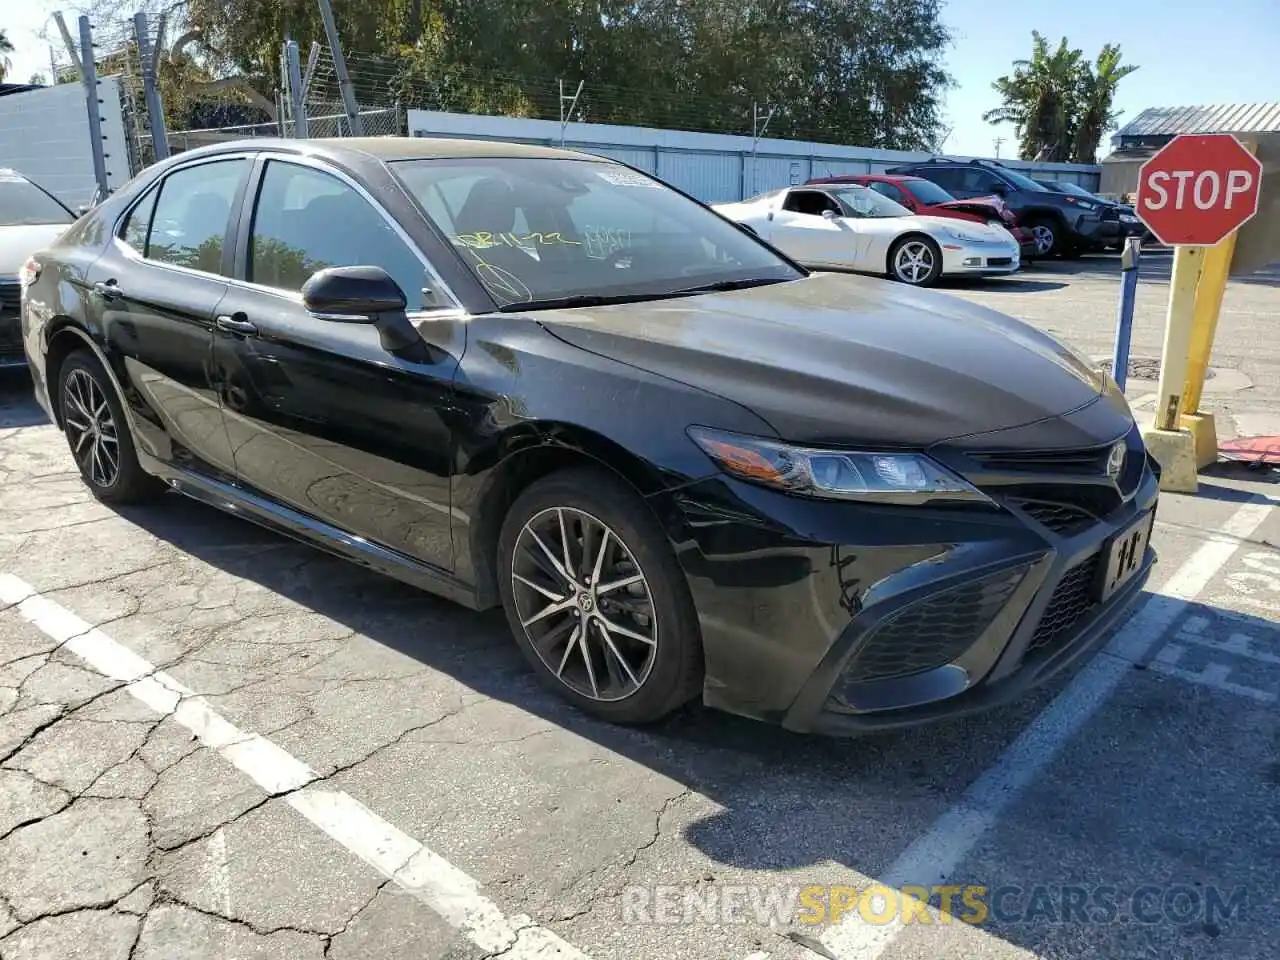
[215, 314, 258, 336]
[93, 280, 123, 301]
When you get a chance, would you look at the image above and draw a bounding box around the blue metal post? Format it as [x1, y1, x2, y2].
[1111, 236, 1142, 392]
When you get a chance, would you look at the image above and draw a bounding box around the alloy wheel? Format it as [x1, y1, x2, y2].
[1032, 224, 1055, 255]
[511, 506, 658, 702]
[62, 368, 120, 489]
[893, 241, 935, 284]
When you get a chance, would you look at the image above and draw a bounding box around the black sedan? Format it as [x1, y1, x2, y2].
[17, 138, 1158, 734]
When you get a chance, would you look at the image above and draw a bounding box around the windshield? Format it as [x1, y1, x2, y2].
[997, 167, 1049, 192]
[904, 179, 954, 205]
[827, 187, 911, 218]
[1053, 181, 1099, 200]
[0, 173, 74, 226]
[391, 157, 801, 308]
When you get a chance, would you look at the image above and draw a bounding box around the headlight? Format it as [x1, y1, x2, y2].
[1076, 201, 1098, 211]
[944, 227, 985, 243]
[1120, 214, 1140, 223]
[688, 427, 992, 505]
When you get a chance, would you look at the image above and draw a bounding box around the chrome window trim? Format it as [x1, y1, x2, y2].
[247, 153, 463, 312]
[113, 152, 258, 281]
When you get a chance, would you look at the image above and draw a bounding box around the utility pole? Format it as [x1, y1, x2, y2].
[76, 15, 110, 202]
[53, 12, 83, 77]
[992, 136, 1005, 159]
[559, 79, 584, 147]
[285, 39, 308, 138]
[750, 101, 775, 196]
[133, 12, 170, 161]
[316, 0, 365, 135]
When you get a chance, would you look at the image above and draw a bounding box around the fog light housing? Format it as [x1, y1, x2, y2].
[962, 256, 981, 266]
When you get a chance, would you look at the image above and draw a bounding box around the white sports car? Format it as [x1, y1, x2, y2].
[713, 184, 1020, 287]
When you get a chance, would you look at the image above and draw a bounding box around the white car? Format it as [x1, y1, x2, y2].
[1, 169, 76, 369]
[713, 184, 1020, 287]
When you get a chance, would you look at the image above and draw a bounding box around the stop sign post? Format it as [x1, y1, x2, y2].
[1131, 134, 1263, 492]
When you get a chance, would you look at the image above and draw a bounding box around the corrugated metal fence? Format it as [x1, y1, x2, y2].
[407, 109, 1102, 203]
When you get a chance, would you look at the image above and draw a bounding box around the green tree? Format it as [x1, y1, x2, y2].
[985, 32, 1137, 163]
[0, 28, 14, 82]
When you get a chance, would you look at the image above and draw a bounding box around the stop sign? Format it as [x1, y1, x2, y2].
[1135, 134, 1263, 246]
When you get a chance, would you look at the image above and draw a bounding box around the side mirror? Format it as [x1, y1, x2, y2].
[302, 265, 428, 359]
[821, 209, 838, 220]
[302, 265, 407, 319]
[989, 183, 1008, 196]
[76, 204, 90, 216]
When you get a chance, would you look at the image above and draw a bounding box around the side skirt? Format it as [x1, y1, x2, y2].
[140, 453, 484, 611]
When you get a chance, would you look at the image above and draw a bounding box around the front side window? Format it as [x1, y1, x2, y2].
[146, 159, 248, 273]
[392, 157, 799, 308]
[868, 182, 907, 205]
[903, 179, 954, 205]
[248, 161, 434, 310]
[782, 190, 838, 216]
[0, 172, 74, 226]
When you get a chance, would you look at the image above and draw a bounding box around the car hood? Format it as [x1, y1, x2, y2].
[535, 272, 1106, 447]
[0, 223, 69, 275]
[894, 215, 1012, 242]
[934, 197, 1006, 220]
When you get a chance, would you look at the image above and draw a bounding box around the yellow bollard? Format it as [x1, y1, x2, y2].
[1141, 245, 1203, 492]
[1179, 139, 1256, 469]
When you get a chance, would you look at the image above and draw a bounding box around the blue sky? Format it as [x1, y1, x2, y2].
[4, 0, 1277, 159]
[941, 0, 1280, 157]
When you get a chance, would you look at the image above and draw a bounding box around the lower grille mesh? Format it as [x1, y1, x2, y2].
[840, 566, 1027, 684]
[1028, 552, 1102, 654]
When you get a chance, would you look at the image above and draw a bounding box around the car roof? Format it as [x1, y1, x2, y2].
[163, 136, 606, 166]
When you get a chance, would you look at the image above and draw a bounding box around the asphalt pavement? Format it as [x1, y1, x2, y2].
[0, 258, 1277, 960]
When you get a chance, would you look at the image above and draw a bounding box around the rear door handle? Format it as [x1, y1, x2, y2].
[93, 280, 123, 301]
[215, 314, 258, 336]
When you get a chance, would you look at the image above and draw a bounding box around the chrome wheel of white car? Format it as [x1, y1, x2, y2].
[889, 237, 942, 287]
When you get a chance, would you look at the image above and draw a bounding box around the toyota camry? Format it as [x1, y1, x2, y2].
[18, 138, 1158, 734]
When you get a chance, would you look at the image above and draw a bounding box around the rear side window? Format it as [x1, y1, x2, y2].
[145, 159, 248, 274]
[120, 188, 158, 253]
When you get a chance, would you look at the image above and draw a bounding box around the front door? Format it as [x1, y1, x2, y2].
[771, 190, 866, 267]
[86, 156, 252, 479]
[211, 156, 463, 572]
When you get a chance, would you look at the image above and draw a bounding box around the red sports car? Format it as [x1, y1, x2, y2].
[807, 174, 1038, 262]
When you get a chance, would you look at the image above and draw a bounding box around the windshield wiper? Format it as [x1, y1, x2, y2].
[668, 277, 790, 295]
[499, 292, 673, 312]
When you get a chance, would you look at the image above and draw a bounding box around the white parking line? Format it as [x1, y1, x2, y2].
[813, 496, 1275, 960]
[0, 573, 592, 960]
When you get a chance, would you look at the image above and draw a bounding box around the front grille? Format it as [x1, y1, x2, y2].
[971, 446, 1110, 475]
[988, 257, 1014, 267]
[1010, 498, 1095, 535]
[1100, 207, 1120, 221]
[1027, 552, 1102, 654]
[0, 280, 19, 320]
[840, 566, 1027, 683]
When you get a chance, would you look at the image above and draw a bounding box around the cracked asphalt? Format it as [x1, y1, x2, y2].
[1, 258, 1278, 960]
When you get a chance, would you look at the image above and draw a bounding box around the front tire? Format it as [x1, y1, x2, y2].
[58, 350, 159, 504]
[1028, 218, 1060, 257]
[888, 236, 943, 287]
[497, 467, 703, 724]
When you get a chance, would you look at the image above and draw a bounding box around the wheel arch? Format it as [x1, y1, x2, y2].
[43, 320, 124, 430]
[463, 421, 677, 610]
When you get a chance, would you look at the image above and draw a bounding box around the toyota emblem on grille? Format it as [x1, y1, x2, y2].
[1106, 441, 1126, 480]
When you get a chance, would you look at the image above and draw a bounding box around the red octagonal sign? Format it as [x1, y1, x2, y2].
[1135, 134, 1263, 246]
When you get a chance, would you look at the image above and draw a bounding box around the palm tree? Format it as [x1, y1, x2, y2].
[983, 32, 1084, 163]
[0, 29, 14, 83]
[1072, 44, 1138, 163]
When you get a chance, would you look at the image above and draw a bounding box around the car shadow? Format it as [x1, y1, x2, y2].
[0, 372, 50, 429]
[943, 276, 1070, 293]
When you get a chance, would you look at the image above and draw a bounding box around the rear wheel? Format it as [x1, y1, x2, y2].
[497, 468, 703, 724]
[58, 350, 159, 504]
[888, 236, 943, 287]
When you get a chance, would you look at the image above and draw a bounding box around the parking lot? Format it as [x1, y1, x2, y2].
[1, 256, 1278, 960]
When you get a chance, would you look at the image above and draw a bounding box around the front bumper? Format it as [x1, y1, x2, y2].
[940, 240, 1020, 276]
[668, 426, 1158, 734]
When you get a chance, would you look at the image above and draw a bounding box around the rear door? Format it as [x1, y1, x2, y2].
[211, 155, 464, 572]
[85, 155, 252, 480]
